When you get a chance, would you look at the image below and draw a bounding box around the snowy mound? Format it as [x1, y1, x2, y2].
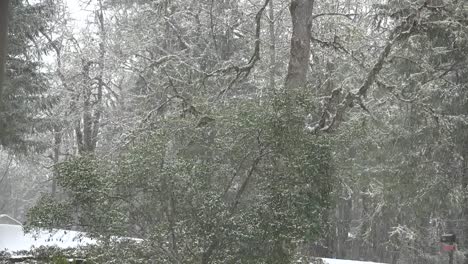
[0, 224, 96, 253]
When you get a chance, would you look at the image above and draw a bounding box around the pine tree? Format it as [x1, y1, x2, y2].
[0, 0, 57, 151]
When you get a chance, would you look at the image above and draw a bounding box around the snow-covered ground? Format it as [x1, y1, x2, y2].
[322, 258, 387, 264]
[1, 216, 385, 264]
[0, 224, 96, 252]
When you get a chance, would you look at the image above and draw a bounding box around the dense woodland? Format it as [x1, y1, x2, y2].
[0, 0, 468, 263]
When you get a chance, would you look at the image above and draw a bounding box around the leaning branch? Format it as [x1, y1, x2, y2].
[312, 29, 402, 132]
[310, 35, 365, 69]
[311, 12, 357, 20]
[311, 1, 431, 133]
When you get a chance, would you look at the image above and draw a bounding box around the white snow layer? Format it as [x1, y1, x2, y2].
[1, 223, 385, 264]
[0, 224, 96, 252]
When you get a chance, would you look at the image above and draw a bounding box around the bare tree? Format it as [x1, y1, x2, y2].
[75, 1, 107, 155]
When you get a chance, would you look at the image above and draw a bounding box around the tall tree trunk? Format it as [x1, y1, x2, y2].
[336, 196, 352, 258]
[82, 87, 93, 152]
[265, 0, 315, 260]
[91, 0, 106, 151]
[0, 0, 9, 97]
[77, 1, 106, 155]
[462, 138, 468, 262]
[284, 0, 314, 90]
[52, 126, 62, 196]
[268, 0, 276, 91]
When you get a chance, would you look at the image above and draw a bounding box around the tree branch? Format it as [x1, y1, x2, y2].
[312, 12, 357, 20]
[313, 26, 405, 132]
[205, 0, 271, 98]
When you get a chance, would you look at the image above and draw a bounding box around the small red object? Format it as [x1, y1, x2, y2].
[442, 244, 457, 252]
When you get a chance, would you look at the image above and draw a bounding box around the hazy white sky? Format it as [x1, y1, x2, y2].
[65, 0, 93, 31]
[41, 0, 93, 66]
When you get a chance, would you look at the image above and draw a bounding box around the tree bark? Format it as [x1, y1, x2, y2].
[284, 0, 314, 90]
[0, 0, 9, 98]
[268, 0, 276, 90]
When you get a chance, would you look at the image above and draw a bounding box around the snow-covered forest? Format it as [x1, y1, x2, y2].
[0, 0, 467, 263]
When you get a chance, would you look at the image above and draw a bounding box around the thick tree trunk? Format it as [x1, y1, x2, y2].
[284, 0, 314, 90]
[0, 0, 9, 97]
